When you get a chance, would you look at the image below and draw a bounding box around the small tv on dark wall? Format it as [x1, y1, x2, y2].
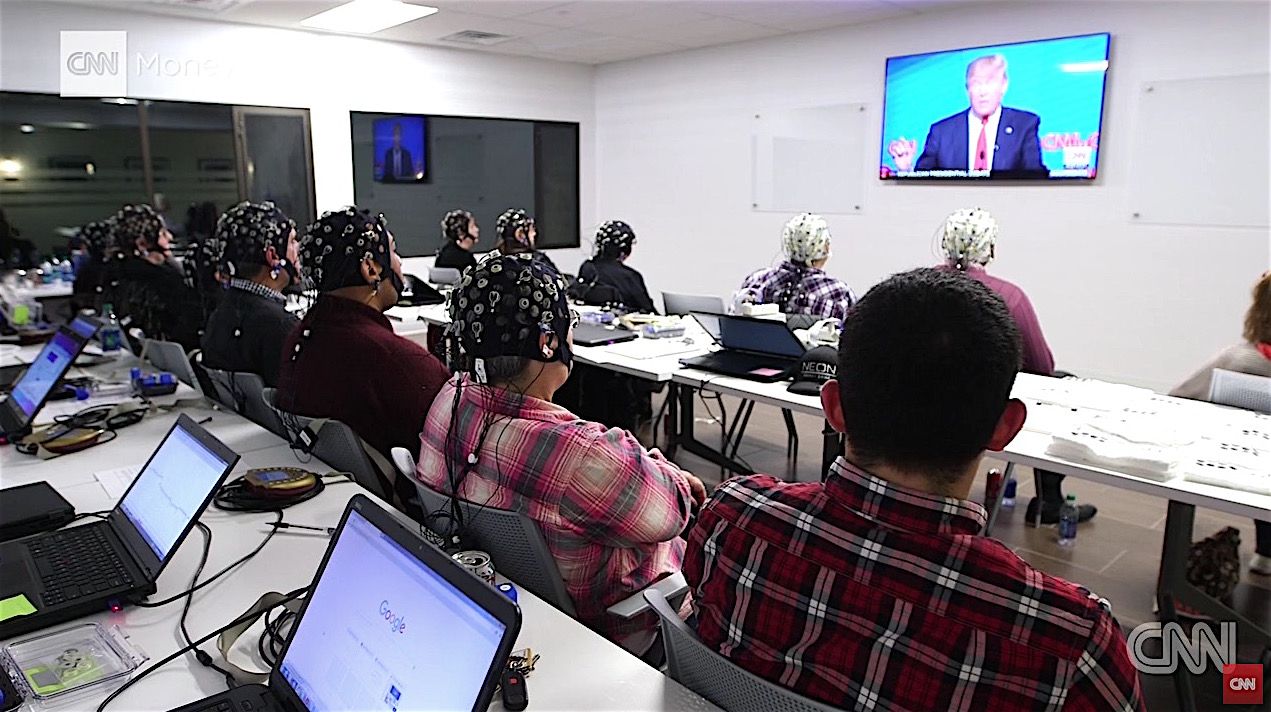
[880, 33, 1111, 181]
[373, 115, 427, 183]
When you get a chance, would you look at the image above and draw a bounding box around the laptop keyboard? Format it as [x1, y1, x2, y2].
[28, 526, 134, 607]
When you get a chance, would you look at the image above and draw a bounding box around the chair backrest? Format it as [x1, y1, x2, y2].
[411, 479, 577, 616]
[1209, 368, 1271, 414]
[143, 338, 202, 393]
[663, 292, 724, 316]
[205, 368, 286, 436]
[390, 446, 416, 479]
[644, 589, 843, 712]
[429, 267, 463, 285]
[202, 367, 239, 411]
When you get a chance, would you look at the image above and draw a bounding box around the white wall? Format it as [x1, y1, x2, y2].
[0, 0, 596, 275]
[595, 0, 1271, 391]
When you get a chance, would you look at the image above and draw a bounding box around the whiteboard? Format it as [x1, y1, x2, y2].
[751, 104, 866, 215]
[1129, 74, 1269, 228]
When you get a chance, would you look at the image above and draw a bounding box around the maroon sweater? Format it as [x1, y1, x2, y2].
[277, 294, 449, 459]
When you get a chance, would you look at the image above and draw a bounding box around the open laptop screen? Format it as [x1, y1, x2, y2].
[718, 316, 806, 358]
[278, 508, 507, 712]
[117, 422, 234, 560]
[10, 331, 79, 417]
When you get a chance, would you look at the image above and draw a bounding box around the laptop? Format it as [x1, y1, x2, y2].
[67, 314, 101, 340]
[0, 414, 239, 639]
[429, 266, 464, 286]
[573, 322, 638, 347]
[0, 325, 93, 435]
[662, 292, 724, 317]
[680, 313, 807, 382]
[168, 494, 521, 712]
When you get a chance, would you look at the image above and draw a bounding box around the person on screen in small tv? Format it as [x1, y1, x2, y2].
[435, 209, 479, 273]
[889, 54, 1045, 175]
[494, 207, 557, 272]
[382, 122, 416, 182]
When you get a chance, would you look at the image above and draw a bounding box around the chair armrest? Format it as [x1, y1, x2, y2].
[606, 571, 689, 620]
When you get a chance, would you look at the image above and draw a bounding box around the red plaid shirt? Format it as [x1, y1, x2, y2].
[416, 376, 694, 648]
[685, 458, 1144, 711]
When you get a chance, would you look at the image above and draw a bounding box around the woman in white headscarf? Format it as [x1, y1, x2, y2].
[736, 213, 855, 321]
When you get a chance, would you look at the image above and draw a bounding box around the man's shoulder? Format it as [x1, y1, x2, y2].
[703, 475, 826, 521]
[1002, 107, 1041, 126]
[930, 110, 967, 132]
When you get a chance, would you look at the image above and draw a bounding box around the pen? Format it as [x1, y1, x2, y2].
[197, 416, 213, 425]
[271, 522, 336, 535]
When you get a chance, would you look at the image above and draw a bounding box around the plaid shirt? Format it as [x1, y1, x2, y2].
[415, 375, 694, 648]
[685, 458, 1144, 711]
[229, 277, 286, 305]
[737, 260, 855, 321]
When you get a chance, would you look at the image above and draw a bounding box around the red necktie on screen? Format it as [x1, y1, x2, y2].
[974, 116, 989, 171]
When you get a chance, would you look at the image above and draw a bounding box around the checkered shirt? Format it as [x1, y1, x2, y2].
[229, 277, 286, 305]
[684, 458, 1144, 711]
[738, 261, 855, 321]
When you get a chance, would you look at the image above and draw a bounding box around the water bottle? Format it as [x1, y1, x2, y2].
[100, 303, 123, 354]
[1057, 494, 1079, 547]
[1002, 478, 1017, 508]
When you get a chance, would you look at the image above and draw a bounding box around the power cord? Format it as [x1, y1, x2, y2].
[182, 522, 239, 689]
[132, 511, 283, 609]
[95, 585, 309, 712]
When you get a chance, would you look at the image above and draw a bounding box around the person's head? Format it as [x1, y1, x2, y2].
[442, 209, 478, 251]
[392, 123, 402, 148]
[213, 201, 299, 291]
[77, 220, 116, 260]
[495, 208, 536, 255]
[114, 203, 171, 255]
[299, 206, 403, 311]
[821, 268, 1026, 496]
[186, 201, 218, 239]
[966, 54, 1008, 119]
[782, 213, 832, 269]
[593, 220, 636, 261]
[941, 207, 998, 270]
[1244, 271, 1271, 345]
[445, 253, 575, 399]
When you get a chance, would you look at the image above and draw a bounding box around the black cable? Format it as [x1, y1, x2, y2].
[95, 585, 309, 712]
[132, 511, 283, 609]
[180, 522, 238, 688]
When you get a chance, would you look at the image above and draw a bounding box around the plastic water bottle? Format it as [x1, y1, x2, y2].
[100, 303, 123, 354]
[1057, 494, 1079, 547]
[1002, 478, 1017, 508]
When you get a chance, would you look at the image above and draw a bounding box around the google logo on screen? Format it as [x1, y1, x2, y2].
[379, 600, 407, 634]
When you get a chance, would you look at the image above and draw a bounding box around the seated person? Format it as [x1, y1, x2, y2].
[570, 220, 656, 313]
[113, 203, 202, 349]
[685, 268, 1143, 711]
[200, 201, 300, 387]
[1171, 271, 1271, 575]
[939, 207, 1095, 525]
[278, 207, 449, 509]
[70, 219, 117, 313]
[434, 209, 480, 273]
[735, 213, 854, 321]
[415, 254, 706, 654]
[494, 207, 556, 272]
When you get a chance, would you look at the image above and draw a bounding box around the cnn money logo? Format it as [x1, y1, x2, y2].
[60, 31, 127, 97]
[1127, 621, 1236, 675]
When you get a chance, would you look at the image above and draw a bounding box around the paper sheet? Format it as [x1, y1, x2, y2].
[95, 465, 141, 500]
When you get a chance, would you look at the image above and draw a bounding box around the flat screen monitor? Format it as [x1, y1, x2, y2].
[880, 33, 1111, 180]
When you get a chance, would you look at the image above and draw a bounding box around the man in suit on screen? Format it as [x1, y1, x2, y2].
[889, 54, 1045, 175]
[382, 123, 416, 182]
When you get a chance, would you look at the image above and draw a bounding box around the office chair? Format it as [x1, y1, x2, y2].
[142, 338, 203, 394]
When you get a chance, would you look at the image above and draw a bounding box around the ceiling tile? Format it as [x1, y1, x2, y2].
[512, 1, 653, 29]
[425, 0, 569, 19]
[375, 9, 557, 43]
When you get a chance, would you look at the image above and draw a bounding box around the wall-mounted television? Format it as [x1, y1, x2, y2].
[880, 33, 1110, 181]
[373, 115, 427, 183]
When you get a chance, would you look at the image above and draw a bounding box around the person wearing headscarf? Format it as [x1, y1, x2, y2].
[735, 213, 855, 321]
[1171, 271, 1271, 575]
[277, 207, 449, 509]
[494, 207, 556, 272]
[434, 209, 480, 273]
[113, 203, 202, 349]
[70, 219, 117, 312]
[569, 220, 656, 314]
[416, 253, 706, 654]
[936, 207, 1094, 526]
[199, 202, 300, 387]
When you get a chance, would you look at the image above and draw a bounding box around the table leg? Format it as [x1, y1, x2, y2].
[820, 421, 840, 482]
[983, 462, 1014, 536]
[664, 383, 680, 459]
[669, 382, 754, 476]
[1030, 469, 1045, 527]
[781, 409, 799, 457]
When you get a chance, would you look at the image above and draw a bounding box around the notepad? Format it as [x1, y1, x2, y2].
[0, 594, 36, 621]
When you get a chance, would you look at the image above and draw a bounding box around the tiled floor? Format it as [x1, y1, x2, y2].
[655, 393, 1271, 712]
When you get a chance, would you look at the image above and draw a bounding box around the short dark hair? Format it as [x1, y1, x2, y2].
[837, 268, 1021, 480]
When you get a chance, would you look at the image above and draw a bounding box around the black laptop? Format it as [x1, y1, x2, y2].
[0, 414, 239, 639]
[573, 322, 638, 347]
[0, 324, 93, 435]
[680, 313, 807, 382]
[168, 494, 522, 712]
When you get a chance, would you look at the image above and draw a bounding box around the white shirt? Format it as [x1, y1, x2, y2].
[967, 106, 1002, 172]
[392, 147, 402, 175]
